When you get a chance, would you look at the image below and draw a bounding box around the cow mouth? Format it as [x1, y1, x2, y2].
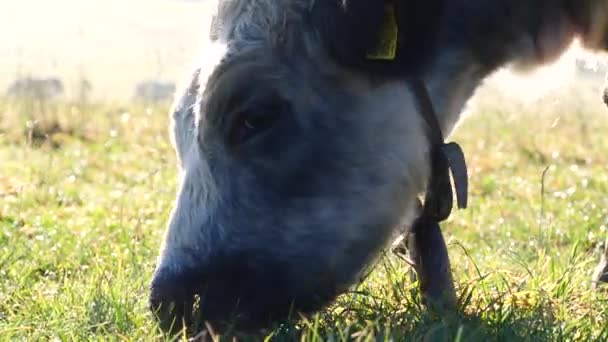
[149, 257, 345, 334]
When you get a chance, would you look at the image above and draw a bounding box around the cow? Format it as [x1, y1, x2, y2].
[575, 57, 608, 80]
[149, 0, 608, 334]
[134, 80, 177, 103]
[6, 77, 64, 100]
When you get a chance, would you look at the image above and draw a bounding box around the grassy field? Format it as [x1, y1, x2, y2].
[2, 73, 608, 340]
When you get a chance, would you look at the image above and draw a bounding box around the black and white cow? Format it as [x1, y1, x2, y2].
[150, 0, 608, 333]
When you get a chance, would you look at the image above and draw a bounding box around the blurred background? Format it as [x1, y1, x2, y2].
[0, 0, 212, 101]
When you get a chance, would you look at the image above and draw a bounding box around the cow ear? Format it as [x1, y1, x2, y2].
[309, 0, 386, 66]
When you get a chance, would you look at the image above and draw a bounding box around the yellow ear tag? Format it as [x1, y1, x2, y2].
[366, 4, 398, 60]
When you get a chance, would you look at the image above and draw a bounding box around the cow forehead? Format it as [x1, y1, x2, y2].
[212, 0, 309, 42]
[199, 48, 288, 120]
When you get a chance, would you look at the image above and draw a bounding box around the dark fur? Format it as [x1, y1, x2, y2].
[310, 0, 445, 74]
[313, 0, 608, 76]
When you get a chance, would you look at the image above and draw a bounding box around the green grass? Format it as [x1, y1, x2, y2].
[1, 81, 608, 341]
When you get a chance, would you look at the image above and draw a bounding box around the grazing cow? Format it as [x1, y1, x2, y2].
[575, 57, 608, 80]
[150, 0, 608, 333]
[134, 80, 177, 103]
[6, 77, 64, 100]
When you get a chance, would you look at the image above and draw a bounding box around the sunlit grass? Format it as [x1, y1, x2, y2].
[1, 79, 608, 340]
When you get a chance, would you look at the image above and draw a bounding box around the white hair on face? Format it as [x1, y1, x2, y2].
[169, 24, 229, 167]
[156, 142, 221, 273]
[161, 33, 228, 273]
[197, 40, 230, 84]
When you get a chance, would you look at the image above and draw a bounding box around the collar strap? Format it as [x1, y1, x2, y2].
[408, 78, 469, 222]
[363, 2, 469, 222]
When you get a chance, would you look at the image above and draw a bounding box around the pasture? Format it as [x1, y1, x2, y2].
[2, 0, 608, 340]
[2, 70, 608, 341]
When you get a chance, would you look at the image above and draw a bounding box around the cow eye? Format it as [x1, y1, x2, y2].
[228, 102, 284, 147]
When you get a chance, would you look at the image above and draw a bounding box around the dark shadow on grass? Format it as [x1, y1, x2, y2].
[157, 274, 607, 342]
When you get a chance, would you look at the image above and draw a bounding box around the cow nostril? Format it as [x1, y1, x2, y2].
[149, 264, 281, 333]
[149, 272, 198, 334]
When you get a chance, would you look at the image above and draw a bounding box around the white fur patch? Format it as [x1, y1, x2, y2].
[156, 143, 220, 274]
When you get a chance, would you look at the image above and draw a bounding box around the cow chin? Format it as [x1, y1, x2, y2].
[149, 231, 390, 334]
